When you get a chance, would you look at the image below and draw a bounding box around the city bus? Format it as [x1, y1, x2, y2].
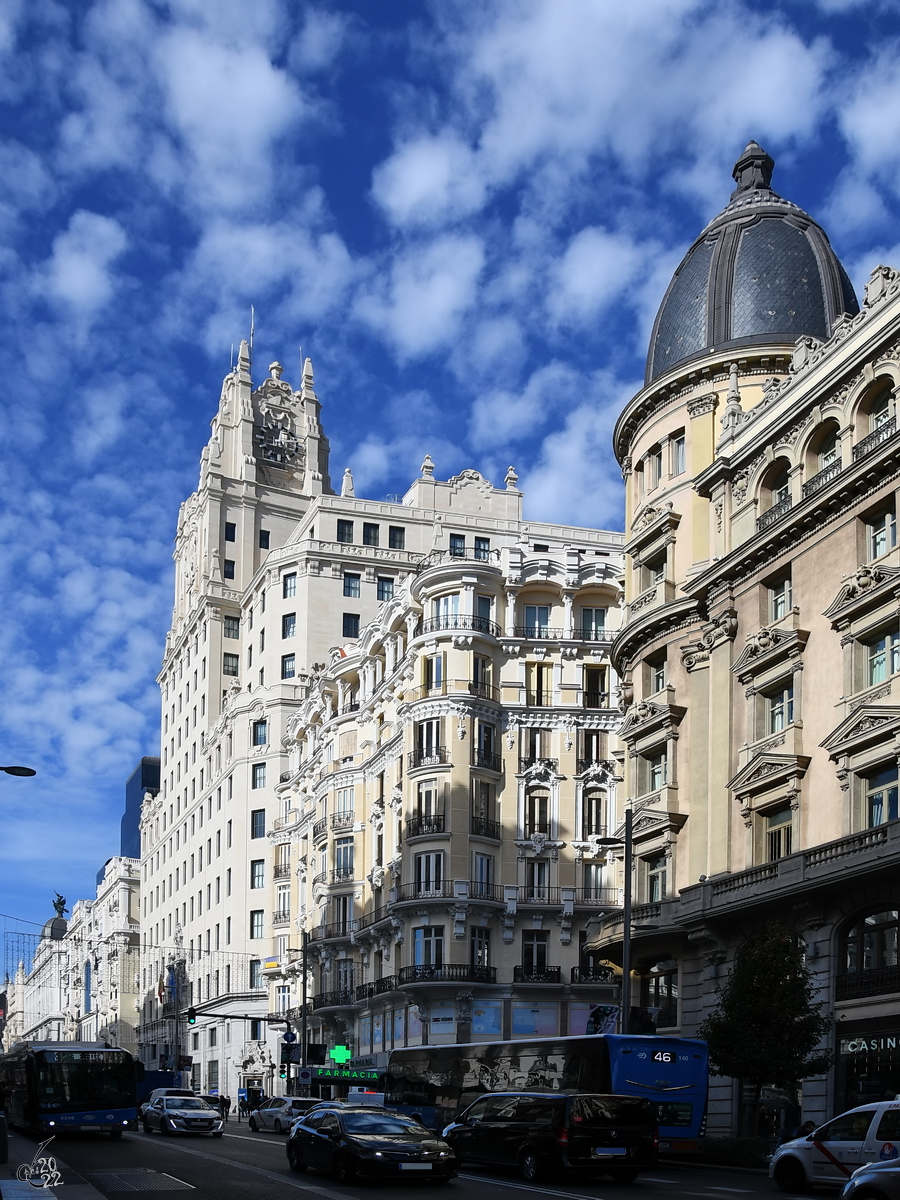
[384, 1034, 708, 1152]
[0, 1042, 142, 1137]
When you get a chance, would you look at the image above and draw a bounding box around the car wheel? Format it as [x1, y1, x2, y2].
[608, 1167, 639, 1184]
[519, 1149, 542, 1182]
[274, 1119, 283, 1134]
[249, 1117, 258, 1131]
[773, 1158, 809, 1194]
[334, 1154, 357, 1184]
[142, 1120, 152, 1134]
[288, 1143, 308, 1173]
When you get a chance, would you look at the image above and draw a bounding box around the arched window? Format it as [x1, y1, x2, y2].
[838, 909, 900, 1000]
[582, 790, 606, 838]
[856, 378, 896, 445]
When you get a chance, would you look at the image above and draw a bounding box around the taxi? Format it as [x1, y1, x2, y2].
[770, 1101, 900, 1192]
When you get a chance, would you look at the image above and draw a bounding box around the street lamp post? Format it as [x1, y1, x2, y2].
[0, 766, 36, 777]
[620, 807, 633, 1035]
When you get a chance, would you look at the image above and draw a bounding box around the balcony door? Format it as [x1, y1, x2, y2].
[414, 851, 443, 896]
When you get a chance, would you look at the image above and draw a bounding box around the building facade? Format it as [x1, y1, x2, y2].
[598, 141, 900, 1131]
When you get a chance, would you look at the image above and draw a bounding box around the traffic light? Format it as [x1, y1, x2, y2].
[279, 1062, 287, 1079]
[186, 1007, 197, 1025]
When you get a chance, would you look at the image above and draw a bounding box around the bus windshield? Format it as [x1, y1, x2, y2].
[36, 1051, 134, 1113]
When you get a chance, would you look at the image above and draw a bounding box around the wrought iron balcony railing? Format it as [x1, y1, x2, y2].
[419, 614, 501, 637]
[331, 812, 355, 831]
[836, 965, 900, 1001]
[404, 814, 445, 838]
[583, 692, 611, 709]
[571, 966, 616, 983]
[854, 416, 897, 461]
[470, 816, 501, 839]
[330, 867, 355, 883]
[408, 747, 450, 769]
[312, 988, 355, 1010]
[802, 459, 843, 498]
[519, 757, 558, 772]
[514, 625, 565, 639]
[472, 749, 502, 771]
[312, 818, 327, 841]
[393, 882, 454, 901]
[397, 964, 496, 985]
[514, 966, 561, 983]
[273, 863, 291, 880]
[757, 495, 793, 532]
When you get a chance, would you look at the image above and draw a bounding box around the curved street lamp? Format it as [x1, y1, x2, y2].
[0, 766, 36, 777]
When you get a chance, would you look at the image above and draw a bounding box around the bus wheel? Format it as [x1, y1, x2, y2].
[774, 1158, 808, 1194]
[519, 1150, 542, 1182]
[109, 1128, 123, 1140]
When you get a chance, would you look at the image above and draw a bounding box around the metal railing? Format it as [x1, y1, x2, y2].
[394, 882, 455, 901]
[468, 881, 504, 901]
[577, 758, 605, 775]
[331, 812, 355, 831]
[272, 910, 290, 925]
[571, 966, 616, 983]
[403, 679, 500, 703]
[312, 988, 355, 1010]
[757, 495, 793, 532]
[519, 757, 558, 772]
[417, 548, 501, 571]
[313, 919, 359, 940]
[470, 817, 501, 839]
[574, 887, 619, 905]
[472, 750, 502, 771]
[572, 628, 610, 642]
[583, 692, 611, 709]
[854, 416, 897, 461]
[468, 681, 501, 702]
[514, 966, 561, 983]
[408, 747, 450, 769]
[581, 822, 607, 839]
[802, 460, 843, 498]
[356, 904, 390, 930]
[419, 614, 501, 637]
[398, 964, 496, 985]
[514, 626, 565, 639]
[341, 701, 360, 714]
[836, 965, 900, 1000]
[330, 867, 355, 883]
[404, 814, 445, 838]
[312, 818, 327, 841]
[656, 1002, 679, 1028]
[520, 885, 559, 903]
[273, 863, 291, 879]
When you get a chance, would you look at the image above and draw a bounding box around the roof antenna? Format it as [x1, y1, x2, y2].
[230, 343, 234, 370]
[249, 305, 255, 368]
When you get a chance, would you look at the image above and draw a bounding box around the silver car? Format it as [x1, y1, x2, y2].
[844, 1161, 900, 1200]
[142, 1096, 224, 1137]
[249, 1096, 321, 1134]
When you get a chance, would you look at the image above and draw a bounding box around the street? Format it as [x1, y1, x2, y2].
[2, 1124, 809, 1200]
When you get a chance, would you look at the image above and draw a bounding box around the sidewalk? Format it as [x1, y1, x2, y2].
[0, 1129, 105, 1200]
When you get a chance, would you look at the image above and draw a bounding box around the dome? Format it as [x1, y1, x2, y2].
[646, 142, 859, 384]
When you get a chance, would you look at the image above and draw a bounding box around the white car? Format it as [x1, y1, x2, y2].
[249, 1096, 321, 1134]
[771, 1101, 900, 1192]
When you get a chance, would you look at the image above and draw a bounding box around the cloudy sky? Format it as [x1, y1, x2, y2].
[2, 0, 900, 938]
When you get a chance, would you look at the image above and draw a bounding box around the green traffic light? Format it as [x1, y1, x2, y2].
[187, 1007, 197, 1025]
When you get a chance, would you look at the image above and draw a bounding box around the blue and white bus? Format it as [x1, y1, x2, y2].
[383, 1034, 708, 1152]
[0, 1042, 141, 1137]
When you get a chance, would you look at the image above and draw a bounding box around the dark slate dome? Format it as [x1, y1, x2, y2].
[646, 142, 859, 384]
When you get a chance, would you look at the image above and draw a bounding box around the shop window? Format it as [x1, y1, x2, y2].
[843, 909, 899, 976]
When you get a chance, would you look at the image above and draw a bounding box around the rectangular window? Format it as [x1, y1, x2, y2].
[223, 559, 235, 580]
[767, 683, 794, 733]
[337, 519, 354, 544]
[250, 860, 264, 888]
[472, 852, 493, 896]
[281, 654, 295, 679]
[650, 657, 666, 694]
[476, 595, 492, 625]
[525, 792, 549, 837]
[377, 577, 394, 602]
[647, 749, 667, 792]
[249, 963, 262, 992]
[671, 433, 686, 476]
[525, 859, 550, 902]
[282, 573, 297, 598]
[414, 851, 443, 896]
[280, 613, 296, 642]
[258, 529, 270, 550]
[867, 765, 899, 827]
[334, 836, 354, 878]
[474, 537, 490, 561]
[343, 573, 361, 598]
[449, 533, 465, 558]
[252, 720, 267, 746]
[223, 616, 240, 639]
[222, 653, 239, 677]
[413, 925, 444, 967]
[646, 853, 667, 901]
[868, 628, 900, 685]
[765, 805, 793, 861]
[770, 577, 792, 622]
[471, 927, 490, 968]
[362, 522, 379, 546]
[251, 763, 266, 789]
[342, 613, 360, 639]
[580, 608, 606, 639]
[249, 910, 263, 939]
[649, 445, 663, 488]
[389, 526, 405, 549]
[524, 605, 550, 636]
[522, 930, 549, 971]
[250, 809, 265, 839]
[869, 510, 897, 560]
[424, 654, 443, 693]
[224, 522, 236, 542]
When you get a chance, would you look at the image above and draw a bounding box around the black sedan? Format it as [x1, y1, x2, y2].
[287, 1105, 456, 1183]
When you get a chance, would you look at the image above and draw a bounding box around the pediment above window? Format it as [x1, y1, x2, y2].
[821, 704, 900, 759]
[732, 626, 809, 682]
[727, 753, 810, 803]
[824, 564, 900, 626]
[625, 503, 681, 557]
[618, 699, 686, 745]
[617, 808, 687, 845]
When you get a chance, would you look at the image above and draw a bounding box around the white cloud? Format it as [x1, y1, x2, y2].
[35, 210, 127, 322]
[470, 361, 591, 450]
[354, 234, 485, 359]
[837, 51, 900, 195]
[372, 133, 485, 228]
[290, 7, 352, 72]
[547, 227, 652, 327]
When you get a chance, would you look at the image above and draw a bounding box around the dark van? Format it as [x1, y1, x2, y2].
[442, 1092, 657, 1183]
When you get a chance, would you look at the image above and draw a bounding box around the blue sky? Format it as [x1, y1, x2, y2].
[2, 0, 900, 939]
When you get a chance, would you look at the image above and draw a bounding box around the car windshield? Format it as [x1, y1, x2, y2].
[342, 1114, 423, 1135]
[165, 1098, 212, 1111]
[570, 1097, 653, 1126]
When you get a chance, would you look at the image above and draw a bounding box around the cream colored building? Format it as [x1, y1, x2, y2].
[595, 141, 900, 1132]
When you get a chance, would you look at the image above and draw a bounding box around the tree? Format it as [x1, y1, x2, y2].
[698, 924, 833, 1131]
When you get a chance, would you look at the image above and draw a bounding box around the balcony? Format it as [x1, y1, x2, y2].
[356, 904, 390, 930]
[356, 975, 400, 999]
[313, 919, 359, 940]
[514, 966, 562, 983]
[574, 887, 618, 905]
[312, 988, 355, 1010]
[573, 628, 610, 643]
[577, 759, 605, 775]
[405, 814, 445, 838]
[571, 966, 616, 984]
[468, 881, 504, 901]
[802, 459, 843, 498]
[472, 750, 502, 771]
[520, 885, 559, 903]
[419, 614, 501, 637]
[273, 863, 291, 880]
[519, 757, 558, 772]
[756, 495, 793, 532]
[393, 882, 455, 901]
[583, 692, 611, 709]
[404, 679, 500, 704]
[408, 747, 450, 770]
[397, 964, 496, 985]
[342, 701, 360, 714]
[525, 691, 553, 707]
[312, 817, 327, 841]
[468, 681, 501, 703]
[854, 416, 897, 461]
[272, 910, 290, 926]
[331, 812, 355, 831]
[470, 817, 501, 839]
[514, 625, 565, 640]
[581, 822, 607, 839]
[836, 965, 900, 1001]
[330, 867, 355, 883]
[312, 870, 326, 886]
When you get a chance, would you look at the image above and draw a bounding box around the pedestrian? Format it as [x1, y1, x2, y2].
[221, 1095, 231, 1122]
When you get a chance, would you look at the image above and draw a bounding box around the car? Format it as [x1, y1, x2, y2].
[442, 1091, 657, 1183]
[142, 1095, 224, 1137]
[286, 1104, 457, 1183]
[771, 1100, 900, 1193]
[138, 1088, 194, 1119]
[249, 1096, 322, 1134]
[844, 1160, 900, 1200]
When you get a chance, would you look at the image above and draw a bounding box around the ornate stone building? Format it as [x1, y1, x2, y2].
[596, 141, 900, 1131]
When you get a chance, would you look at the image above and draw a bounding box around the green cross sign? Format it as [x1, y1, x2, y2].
[329, 1045, 352, 1064]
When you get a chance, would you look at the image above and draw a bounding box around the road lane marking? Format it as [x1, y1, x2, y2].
[707, 1190, 755, 1194]
[460, 1173, 612, 1199]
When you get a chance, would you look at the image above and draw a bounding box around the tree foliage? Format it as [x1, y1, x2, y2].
[698, 924, 833, 1091]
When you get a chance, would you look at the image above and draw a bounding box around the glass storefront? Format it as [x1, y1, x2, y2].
[837, 1026, 900, 1110]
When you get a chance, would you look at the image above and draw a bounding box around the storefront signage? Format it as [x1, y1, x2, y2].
[311, 1066, 381, 1083]
[840, 1033, 900, 1054]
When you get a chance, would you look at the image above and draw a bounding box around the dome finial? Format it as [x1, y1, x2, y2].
[731, 140, 775, 197]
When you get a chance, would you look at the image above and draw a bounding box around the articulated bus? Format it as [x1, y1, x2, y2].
[0, 1042, 142, 1137]
[384, 1034, 708, 1152]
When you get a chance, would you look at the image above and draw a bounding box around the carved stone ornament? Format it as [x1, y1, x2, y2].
[865, 264, 900, 308]
[368, 865, 385, 890]
[790, 335, 823, 374]
[732, 471, 750, 505]
[845, 564, 885, 597]
[254, 418, 303, 468]
[632, 505, 663, 533]
[686, 394, 717, 418]
[388, 785, 403, 813]
[505, 713, 519, 750]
